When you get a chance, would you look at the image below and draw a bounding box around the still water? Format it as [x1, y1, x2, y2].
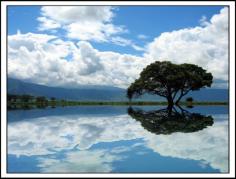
[7, 106, 228, 173]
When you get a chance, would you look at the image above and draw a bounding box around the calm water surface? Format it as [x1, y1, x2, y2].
[7, 105, 228, 173]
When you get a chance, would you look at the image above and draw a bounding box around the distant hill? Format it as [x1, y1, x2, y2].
[7, 78, 228, 102]
[7, 78, 125, 101]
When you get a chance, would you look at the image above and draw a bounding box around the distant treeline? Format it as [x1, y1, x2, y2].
[7, 94, 228, 110]
[8, 94, 54, 104]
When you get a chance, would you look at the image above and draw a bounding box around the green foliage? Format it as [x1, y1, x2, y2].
[20, 94, 34, 103]
[36, 96, 47, 102]
[186, 97, 194, 102]
[50, 97, 56, 101]
[127, 61, 213, 105]
[128, 107, 214, 135]
[7, 93, 227, 110]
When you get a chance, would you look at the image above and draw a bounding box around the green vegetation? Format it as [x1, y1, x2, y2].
[7, 94, 227, 110]
[186, 97, 194, 108]
[127, 61, 213, 107]
[7, 62, 226, 111]
[186, 97, 194, 102]
[128, 107, 214, 135]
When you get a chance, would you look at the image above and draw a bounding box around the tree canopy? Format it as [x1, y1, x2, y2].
[128, 107, 214, 135]
[127, 61, 213, 106]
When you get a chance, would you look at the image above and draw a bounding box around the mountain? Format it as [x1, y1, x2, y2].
[7, 78, 228, 102]
[7, 78, 126, 101]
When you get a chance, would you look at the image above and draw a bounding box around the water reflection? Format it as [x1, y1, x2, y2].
[37, 149, 123, 173]
[7, 106, 228, 173]
[128, 106, 214, 135]
[8, 103, 48, 110]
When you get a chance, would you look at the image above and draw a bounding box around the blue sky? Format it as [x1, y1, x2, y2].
[8, 6, 224, 55]
[7, 6, 228, 88]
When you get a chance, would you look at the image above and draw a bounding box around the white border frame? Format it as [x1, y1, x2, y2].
[1, 1, 235, 178]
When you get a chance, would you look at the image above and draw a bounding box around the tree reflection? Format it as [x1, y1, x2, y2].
[128, 106, 214, 135]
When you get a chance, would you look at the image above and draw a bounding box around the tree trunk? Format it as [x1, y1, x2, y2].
[167, 102, 173, 117]
[167, 95, 174, 108]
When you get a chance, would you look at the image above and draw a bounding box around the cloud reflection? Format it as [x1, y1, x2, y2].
[37, 149, 122, 173]
[8, 109, 228, 172]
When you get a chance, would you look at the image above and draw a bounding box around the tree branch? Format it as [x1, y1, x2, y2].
[182, 88, 191, 96]
[172, 90, 179, 101]
[175, 89, 184, 104]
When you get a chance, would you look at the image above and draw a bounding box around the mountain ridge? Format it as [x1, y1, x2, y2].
[7, 78, 228, 102]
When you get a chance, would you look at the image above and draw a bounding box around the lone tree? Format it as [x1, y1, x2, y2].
[127, 61, 213, 107]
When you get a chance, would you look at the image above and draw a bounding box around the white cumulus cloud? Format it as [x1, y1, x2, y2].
[38, 6, 127, 43]
[145, 7, 228, 82]
[40, 6, 115, 24]
[8, 7, 229, 88]
[37, 16, 61, 31]
[8, 32, 146, 88]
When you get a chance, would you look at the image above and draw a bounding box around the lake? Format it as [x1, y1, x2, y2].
[7, 105, 229, 173]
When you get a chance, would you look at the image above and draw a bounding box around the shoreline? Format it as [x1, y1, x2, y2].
[8, 101, 228, 107]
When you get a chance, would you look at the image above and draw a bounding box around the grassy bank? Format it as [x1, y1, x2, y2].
[8, 100, 228, 108]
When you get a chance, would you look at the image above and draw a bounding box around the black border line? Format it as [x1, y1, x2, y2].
[4, 2, 231, 176]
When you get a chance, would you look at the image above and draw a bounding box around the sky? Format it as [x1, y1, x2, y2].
[7, 5, 228, 89]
